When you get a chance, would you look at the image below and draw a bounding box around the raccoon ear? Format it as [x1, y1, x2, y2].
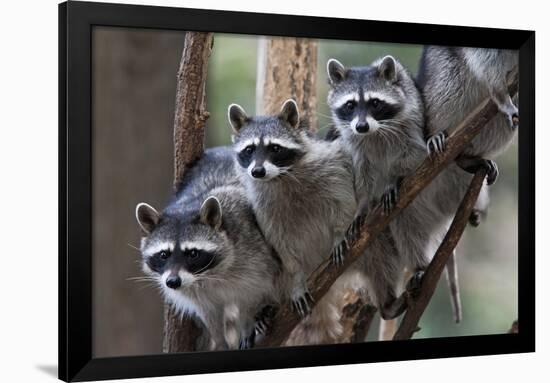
[228, 104, 249, 133]
[327, 58, 346, 84]
[136, 203, 160, 234]
[200, 196, 223, 230]
[279, 99, 300, 129]
[378, 55, 397, 83]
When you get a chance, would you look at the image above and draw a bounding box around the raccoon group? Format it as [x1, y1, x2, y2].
[135, 46, 518, 350]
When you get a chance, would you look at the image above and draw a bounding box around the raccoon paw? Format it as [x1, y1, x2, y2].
[456, 156, 499, 185]
[345, 214, 367, 243]
[381, 184, 399, 215]
[254, 305, 277, 336]
[238, 330, 256, 350]
[469, 209, 482, 227]
[427, 131, 447, 155]
[291, 290, 314, 318]
[484, 160, 499, 185]
[330, 240, 349, 266]
[406, 270, 425, 293]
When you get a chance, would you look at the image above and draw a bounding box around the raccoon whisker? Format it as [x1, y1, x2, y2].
[315, 111, 334, 120]
[193, 254, 219, 275]
[126, 276, 158, 281]
[318, 122, 334, 131]
[136, 282, 160, 291]
[127, 243, 140, 251]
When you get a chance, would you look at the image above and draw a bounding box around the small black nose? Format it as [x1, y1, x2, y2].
[251, 166, 266, 178]
[355, 121, 369, 133]
[166, 275, 181, 289]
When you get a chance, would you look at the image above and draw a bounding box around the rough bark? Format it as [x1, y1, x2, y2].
[256, 37, 318, 130]
[339, 291, 377, 343]
[173, 32, 213, 187]
[393, 168, 488, 340]
[258, 70, 519, 348]
[164, 31, 214, 353]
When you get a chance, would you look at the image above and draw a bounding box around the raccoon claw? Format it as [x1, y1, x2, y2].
[484, 160, 499, 185]
[238, 331, 256, 350]
[345, 214, 366, 244]
[406, 270, 425, 293]
[427, 131, 447, 155]
[330, 240, 349, 266]
[381, 184, 399, 215]
[255, 319, 268, 335]
[254, 305, 277, 336]
[456, 156, 499, 185]
[291, 291, 314, 318]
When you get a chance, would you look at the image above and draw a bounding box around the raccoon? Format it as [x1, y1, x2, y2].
[418, 46, 518, 223]
[326, 56, 464, 321]
[228, 99, 365, 344]
[135, 147, 281, 350]
[419, 46, 518, 161]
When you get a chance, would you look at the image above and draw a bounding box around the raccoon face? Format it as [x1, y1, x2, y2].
[135, 197, 230, 291]
[228, 100, 306, 181]
[326, 57, 404, 137]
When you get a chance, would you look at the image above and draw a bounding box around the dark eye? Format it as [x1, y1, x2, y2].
[270, 144, 281, 153]
[372, 99, 380, 108]
[188, 249, 199, 259]
[244, 145, 255, 155]
[159, 250, 170, 260]
[345, 100, 355, 111]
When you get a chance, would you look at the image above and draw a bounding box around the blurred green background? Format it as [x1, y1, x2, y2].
[93, 29, 517, 357]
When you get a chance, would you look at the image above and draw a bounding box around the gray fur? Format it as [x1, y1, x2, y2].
[419, 46, 518, 158]
[230, 100, 361, 342]
[327, 56, 460, 319]
[136, 147, 281, 350]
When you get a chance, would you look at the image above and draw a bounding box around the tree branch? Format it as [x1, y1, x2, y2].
[258, 69, 519, 348]
[164, 31, 214, 353]
[393, 167, 488, 340]
[173, 32, 213, 187]
[339, 291, 377, 343]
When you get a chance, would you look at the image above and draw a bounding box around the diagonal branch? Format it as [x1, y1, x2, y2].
[258, 70, 519, 348]
[393, 167, 488, 340]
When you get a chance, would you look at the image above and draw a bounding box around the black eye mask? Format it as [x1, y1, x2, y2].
[181, 248, 219, 274]
[145, 248, 220, 275]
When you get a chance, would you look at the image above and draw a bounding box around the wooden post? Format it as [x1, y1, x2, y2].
[163, 31, 214, 353]
[256, 37, 318, 130]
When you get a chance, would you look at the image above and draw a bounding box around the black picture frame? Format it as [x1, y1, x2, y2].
[59, 1, 535, 381]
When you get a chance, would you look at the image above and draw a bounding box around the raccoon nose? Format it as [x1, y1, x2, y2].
[166, 275, 182, 289]
[251, 166, 266, 178]
[355, 121, 370, 133]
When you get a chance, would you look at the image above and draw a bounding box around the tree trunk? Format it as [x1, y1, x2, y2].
[164, 31, 214, 353]
[256, 37, 318, 130]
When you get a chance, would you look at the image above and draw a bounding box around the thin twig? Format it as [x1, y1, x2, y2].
[393, 167, 488, 340]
